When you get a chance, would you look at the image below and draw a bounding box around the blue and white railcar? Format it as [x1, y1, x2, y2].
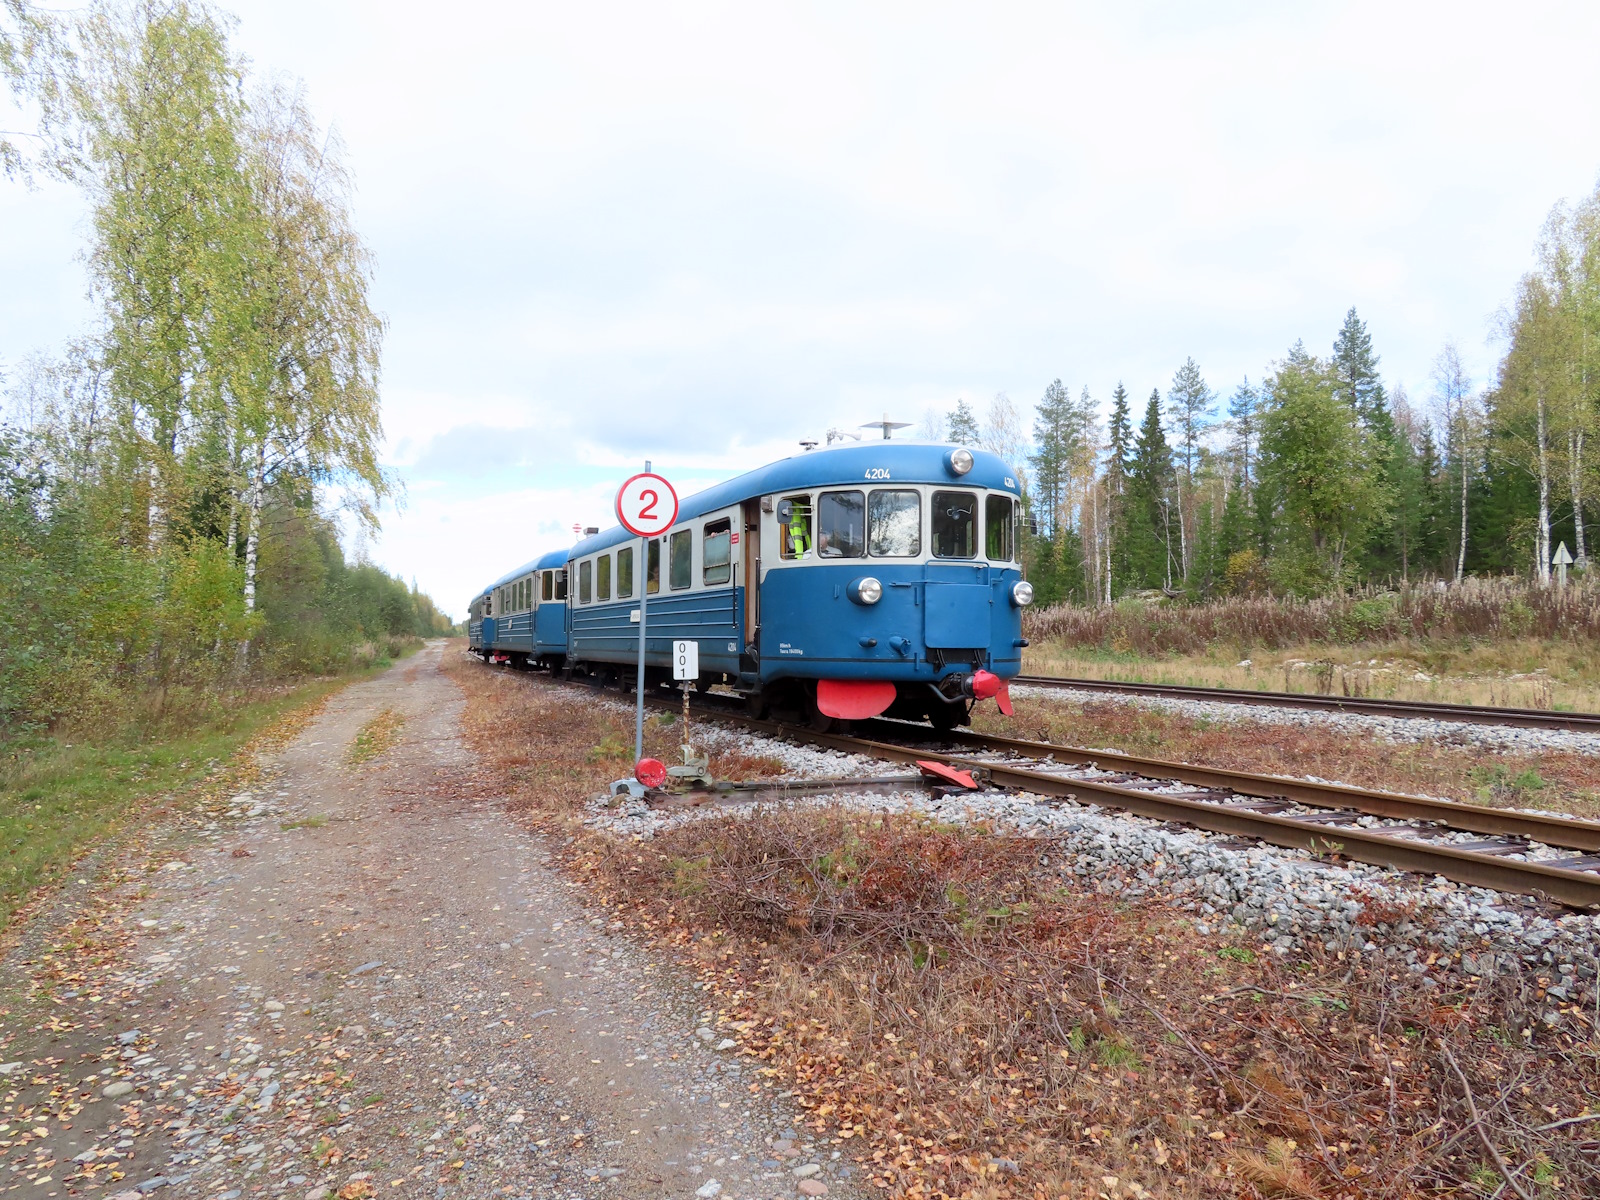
[469, 549, 570, 667]
[559, 441, 1031, 728]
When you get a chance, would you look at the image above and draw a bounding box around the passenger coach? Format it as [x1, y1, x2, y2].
[471, 441, 1032, 730]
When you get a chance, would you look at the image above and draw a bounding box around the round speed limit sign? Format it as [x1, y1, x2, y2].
[615, 472, 679, 537]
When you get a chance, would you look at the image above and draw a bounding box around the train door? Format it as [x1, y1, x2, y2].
[741, 498, 761, 667]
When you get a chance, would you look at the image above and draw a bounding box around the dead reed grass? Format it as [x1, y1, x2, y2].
[1027, 578, 1600, 659]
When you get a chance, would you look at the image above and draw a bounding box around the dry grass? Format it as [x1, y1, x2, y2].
[441, 648, 1600, 1200]
[978, 696, 1600, 820]
[1024, 578, 1600, 712]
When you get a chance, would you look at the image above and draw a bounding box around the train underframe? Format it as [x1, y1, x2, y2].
[473, 645, 997, 733]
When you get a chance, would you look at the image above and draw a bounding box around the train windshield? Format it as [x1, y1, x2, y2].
[868, 490, 920, 556]
[817, 491, 865, 558]
[931, 491, 978, 558]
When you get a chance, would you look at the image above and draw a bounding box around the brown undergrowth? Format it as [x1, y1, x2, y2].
[975, 699, 1600, 821]
[442, 651, 1600, 1199]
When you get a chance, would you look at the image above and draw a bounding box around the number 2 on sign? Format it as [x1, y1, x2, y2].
[638, 489, 658, 519]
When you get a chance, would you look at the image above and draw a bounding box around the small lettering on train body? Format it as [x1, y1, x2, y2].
[778, 642, 805, 656]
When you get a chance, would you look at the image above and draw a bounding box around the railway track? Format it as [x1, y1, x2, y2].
[488, 660, 1600, 908]
[682, 692, 1600, 909]
[1012, 674, 1600, 733]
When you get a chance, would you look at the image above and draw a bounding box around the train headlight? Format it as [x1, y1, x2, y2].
[947, 447, 974, 476]
[1010, 580, 1034, 607]
[848, 576, 883, 605]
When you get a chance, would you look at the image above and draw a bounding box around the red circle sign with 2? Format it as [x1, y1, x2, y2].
[615, 472, 679, 538]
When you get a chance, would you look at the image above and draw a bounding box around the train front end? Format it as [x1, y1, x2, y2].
[753, 443, 1030, 729]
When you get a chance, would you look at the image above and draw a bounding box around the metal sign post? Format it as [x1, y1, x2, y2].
[1554, 540, 1574, 588]
[615, 465, 679, 762]
[673, 638, 699, 759]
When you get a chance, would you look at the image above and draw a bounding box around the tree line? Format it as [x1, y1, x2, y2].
[929, 181, 1600, 608]
[0, 1, 451, 734]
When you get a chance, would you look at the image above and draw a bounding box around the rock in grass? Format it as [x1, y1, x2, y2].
[102, 1081, 135, 1098]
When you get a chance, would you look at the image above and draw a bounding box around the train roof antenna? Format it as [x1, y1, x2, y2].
[860, 414, 911, 440]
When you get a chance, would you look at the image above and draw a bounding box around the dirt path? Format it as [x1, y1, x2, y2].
[0, 643, 851, 1200]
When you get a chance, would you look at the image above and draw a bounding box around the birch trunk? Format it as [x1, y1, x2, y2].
[1176, 484, 1190, 584]
[1572, 428, 1588, 570]
[239, 444, 265, 670]
[1537, 389, 1552, 586]
[1456, 411, 1469, 584]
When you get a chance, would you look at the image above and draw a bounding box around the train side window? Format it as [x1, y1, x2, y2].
[986, 494, 1016, 561]
[542, 571, 553, 602]
[778, 494, 812, 559]
[597, 553, 611, 602]
[669, 529, 693, 590]
[525, 576, 534, 608]
[646, 539, 661, 594]
[703, 518, 732, 584]
[931, 490, 978, 558]
[578, 560, 592, 604]
[817, 491, 865, 558]
[555, 569, 567, 600]
[617, 546, 634, 598]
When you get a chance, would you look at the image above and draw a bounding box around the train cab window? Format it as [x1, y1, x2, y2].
[986, 495, 1017, 561]
[578, 560, 592, 604]
[669, 529, 693, 590]
[868, 490, 921, 557]
[542, 571, 553, 602]
[617, 546, 634, 598]
[932, 490, 978, 558]
[597, 553, 611, 602]
[646, 539, 661, 594]
[554, 569, 567, 600]
[817, 491, 865, 558]
[778, 494, 812, 559]
[703, 518, 732, 584]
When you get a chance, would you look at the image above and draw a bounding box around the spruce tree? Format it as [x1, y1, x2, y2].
[1029, 379, 1071, 539]
[947, 399, 981, 444]
[1332, 308, 1392, 433]
[1126, 389, 1176, 590]
[1107, 383, 1133, 494]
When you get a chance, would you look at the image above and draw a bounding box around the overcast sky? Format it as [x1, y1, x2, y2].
[6, 1, 1600, 617]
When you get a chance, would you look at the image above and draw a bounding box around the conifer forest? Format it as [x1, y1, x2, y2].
[938, 189, 1600, 611]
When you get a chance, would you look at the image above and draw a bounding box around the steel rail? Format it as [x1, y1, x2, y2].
[919, 726, 1600, 852]
[1013, 674, 1600, 733]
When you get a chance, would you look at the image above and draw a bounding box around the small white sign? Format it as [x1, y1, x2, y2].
[672, 639, 699, 681]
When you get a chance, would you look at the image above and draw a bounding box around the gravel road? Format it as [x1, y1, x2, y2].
[0, 644, 851, 1200]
